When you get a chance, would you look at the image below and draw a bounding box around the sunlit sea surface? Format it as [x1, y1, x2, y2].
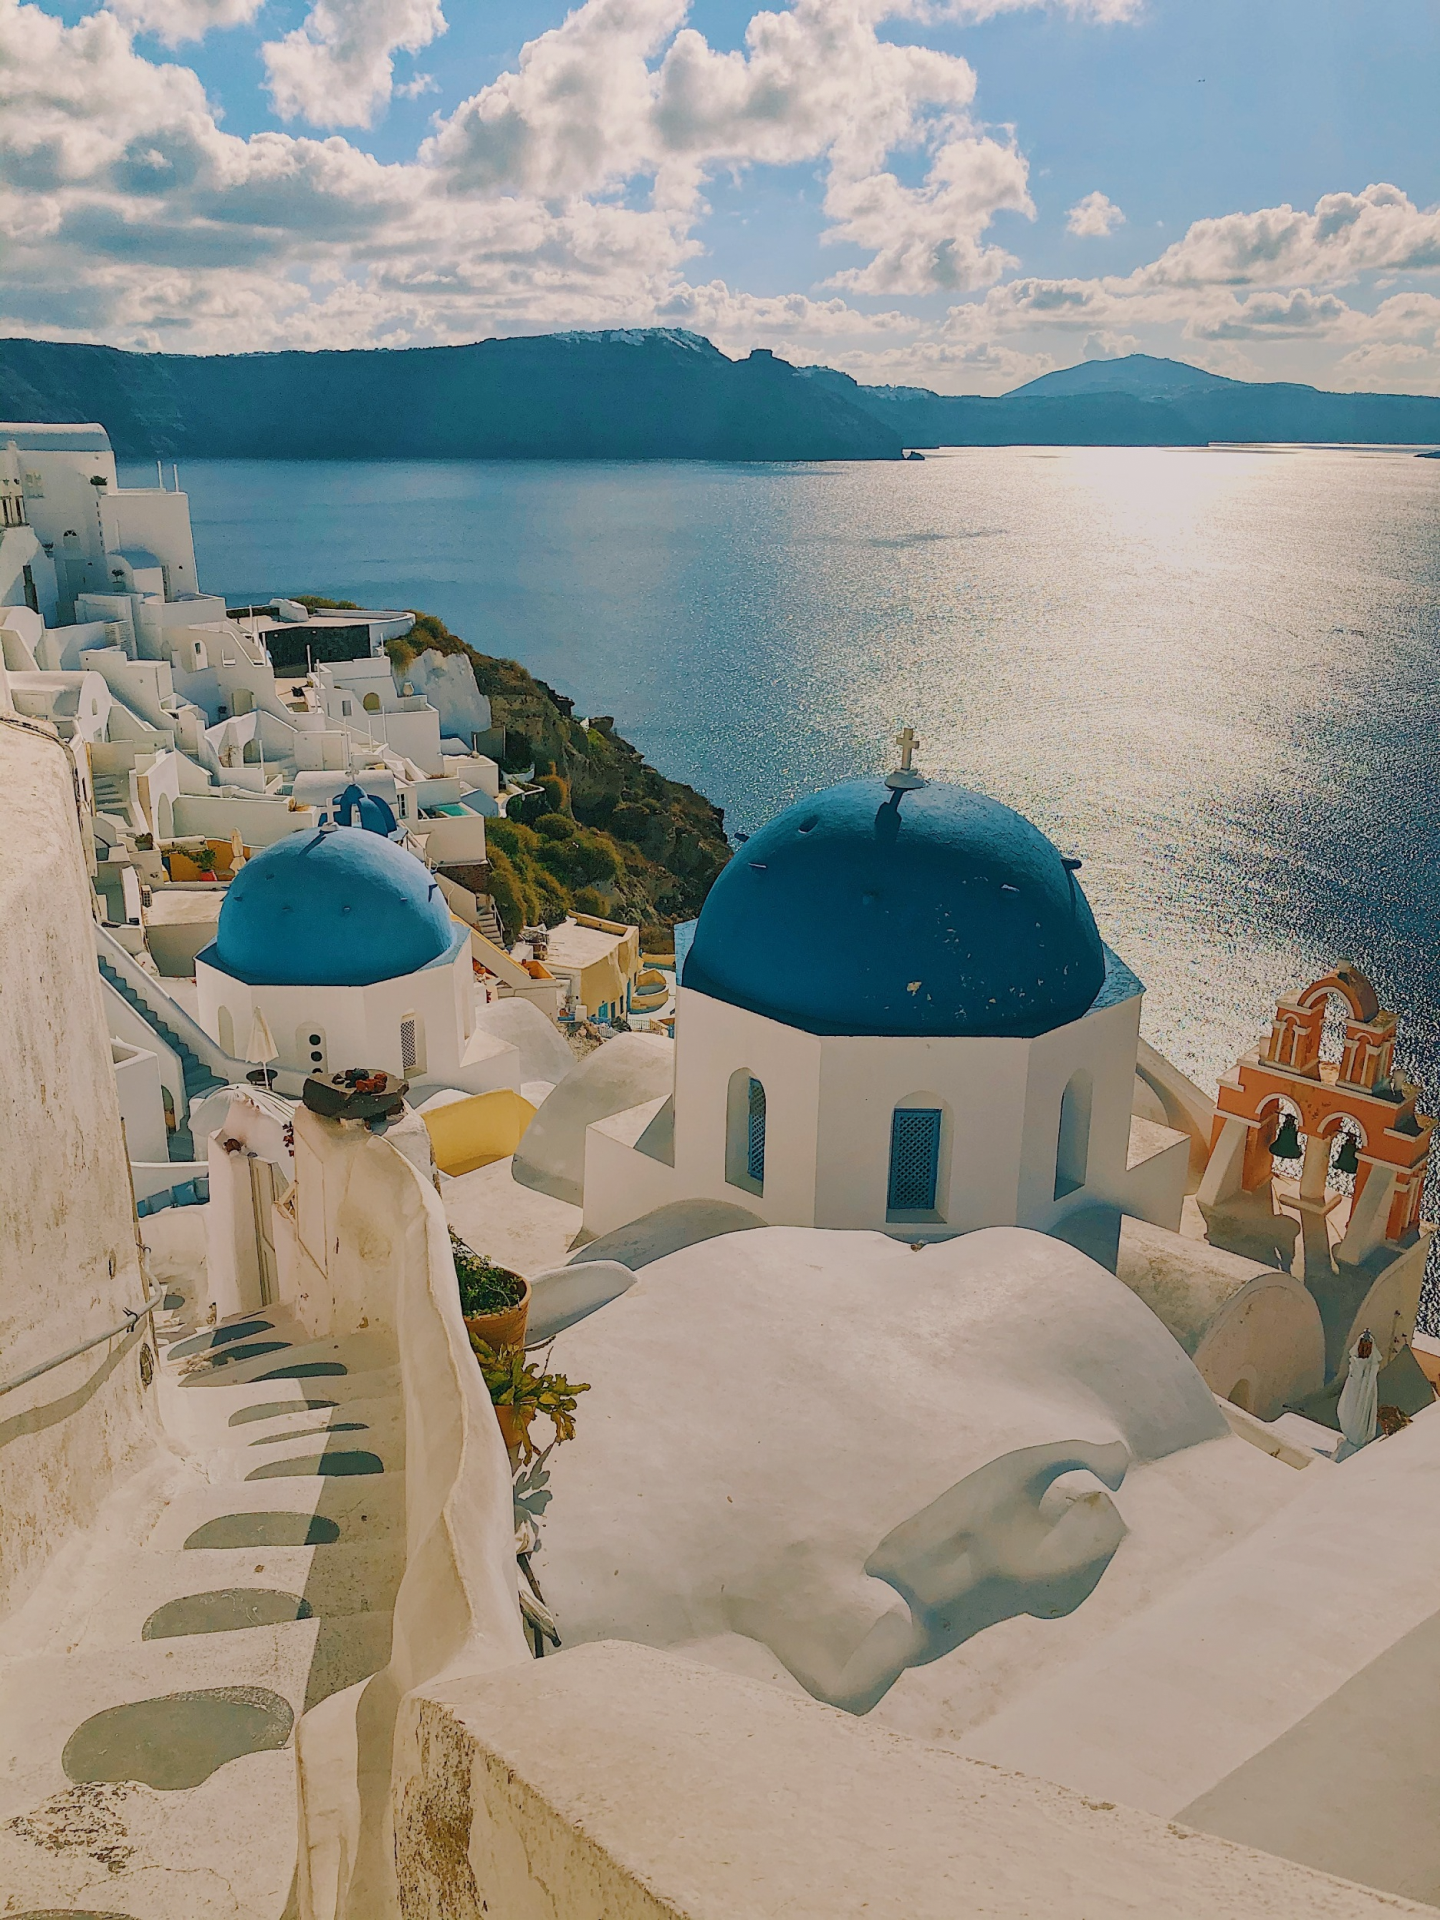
[128, 446, 1440, 1128]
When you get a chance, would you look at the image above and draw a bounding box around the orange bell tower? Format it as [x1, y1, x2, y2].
[1200, 963, 1433, 1270]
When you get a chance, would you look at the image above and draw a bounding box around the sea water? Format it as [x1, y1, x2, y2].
[128, 445, 1440, 1120]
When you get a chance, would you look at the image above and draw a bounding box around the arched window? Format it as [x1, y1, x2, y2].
[217, 1006, 234, 1057]
[726, 1068, 766, 1195]
[1054, 1071, 1093, 1199]
[888, 1107, 943, 1216]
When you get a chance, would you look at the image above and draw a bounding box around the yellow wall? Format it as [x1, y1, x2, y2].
[423, 1088, 537, 1177]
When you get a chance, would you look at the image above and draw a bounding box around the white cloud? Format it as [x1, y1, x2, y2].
[1185, 287, 1351, 339]
[1066, 189, 1123, 237]
[264, 0, 447, 129]
[1138, 183, 1440, 290]
[1331, 341, 1440, 394]
[0, 0, 1437, 400]
[426, 0, 1029, 292]
[105, 0, 264, 47]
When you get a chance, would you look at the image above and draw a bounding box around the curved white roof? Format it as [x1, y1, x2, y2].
[0, 422, 112, 453]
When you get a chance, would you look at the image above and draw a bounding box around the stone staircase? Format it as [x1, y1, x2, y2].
[99, 953, 227, 1160]
[0, 1284, 405, 1919]
[91, 768, 135, 821]
[476, 899, 506, 947]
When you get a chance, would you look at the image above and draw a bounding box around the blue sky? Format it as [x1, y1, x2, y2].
[6, 0, 1440, 391]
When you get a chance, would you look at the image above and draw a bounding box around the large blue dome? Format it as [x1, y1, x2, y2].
[684, 778, 1106, 1038]
[210, 826, 456, 987]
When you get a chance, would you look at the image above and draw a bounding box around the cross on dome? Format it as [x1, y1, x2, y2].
[885, 723, 927, 791]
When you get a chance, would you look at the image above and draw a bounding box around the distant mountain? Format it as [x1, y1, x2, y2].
[826, 353, 1440, 449]
[2, 330, 1437, 459]
[1006, 354, 1241, 399]
[0, 330, 901, 463]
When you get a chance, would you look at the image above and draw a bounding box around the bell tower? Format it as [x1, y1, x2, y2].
[1196, 964, 1434, 1380]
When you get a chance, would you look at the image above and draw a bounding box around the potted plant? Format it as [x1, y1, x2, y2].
[470, 1337, 589, 1464]
[451, 1229, 530, 1351]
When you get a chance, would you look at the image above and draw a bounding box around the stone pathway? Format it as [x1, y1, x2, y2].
[0, 1282, 404, 1918]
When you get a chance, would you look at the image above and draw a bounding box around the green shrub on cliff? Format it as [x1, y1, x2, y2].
[387, 612, 732, 944]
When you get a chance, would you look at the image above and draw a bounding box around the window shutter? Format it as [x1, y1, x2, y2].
[888, 1109, 942, 1212]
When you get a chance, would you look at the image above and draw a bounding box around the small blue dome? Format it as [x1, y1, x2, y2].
[684, 778, 1105, 1038]
[332, 783, 398, 836]
[212, 826, 455, 987]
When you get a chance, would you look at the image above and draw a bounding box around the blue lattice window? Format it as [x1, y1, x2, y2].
[888, 1108, 942, 1214]
[726, 1068, 767, 1194]
[746, 1078, 767, 1185]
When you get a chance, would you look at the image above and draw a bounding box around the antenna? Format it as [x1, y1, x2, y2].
[171, 465, 179, 492]
[156, 459, 163, 489]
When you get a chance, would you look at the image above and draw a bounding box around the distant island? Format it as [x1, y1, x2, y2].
[2, 330, 1439, 459]
[807, 352, 1440, 451]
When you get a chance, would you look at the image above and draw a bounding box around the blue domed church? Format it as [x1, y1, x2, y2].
[195, 824, 494, 1094]
[583, 740, 1191, 1253]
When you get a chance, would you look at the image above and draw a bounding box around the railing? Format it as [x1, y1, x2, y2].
[0, 1282, 167, 1399]
[94, 921, 248, 1085]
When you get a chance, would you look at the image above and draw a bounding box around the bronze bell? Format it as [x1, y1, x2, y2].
[1270, 1112, 1302, 1160]
[1333, 1133, 1361, 1178]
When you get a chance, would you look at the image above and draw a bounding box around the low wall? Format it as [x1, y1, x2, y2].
[269, 1108, 529, 1918]
[423, 1089, 536, 1177]
[392, 1640, 1418, 1920]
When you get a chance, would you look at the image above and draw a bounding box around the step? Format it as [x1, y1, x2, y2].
[0, 1645, 304, 1919]
[148, 1472, 407, 1552]
[203, 1429, 401, 1483]
[31, 1540, 404, 1655]
[173, 1385, 403, 1456]
[166, 1331, 400, 1396]
[0, 1613, 390, 1917]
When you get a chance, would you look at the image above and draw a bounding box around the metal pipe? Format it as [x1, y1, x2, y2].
[0, 1282, 167, 1399]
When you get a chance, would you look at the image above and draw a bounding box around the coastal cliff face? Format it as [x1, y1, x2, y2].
[3, 332, 1437, 458]
[388, 609, 732, 945]
[0, 330, 902, 463]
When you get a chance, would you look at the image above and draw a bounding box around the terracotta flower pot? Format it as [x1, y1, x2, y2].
[463, 1273, 531, 1358]
[495, 1402, 535, 1465]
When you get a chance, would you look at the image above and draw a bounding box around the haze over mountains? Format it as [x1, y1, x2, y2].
[1, 332, 1437, 462]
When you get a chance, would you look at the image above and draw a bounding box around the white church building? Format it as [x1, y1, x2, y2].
[195, 820, 508, 1095]
[582, 747, 1190, 1248]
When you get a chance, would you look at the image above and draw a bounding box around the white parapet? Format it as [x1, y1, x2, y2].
[392, 1639, 1422, 1920]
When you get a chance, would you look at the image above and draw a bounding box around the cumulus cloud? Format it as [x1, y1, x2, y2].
[106, 0, 263, 46]
[264, 0, 447, 129]
[1332, 341, 1440, 393]
[1139, 183, 1440, 290]
[1186, 287, 1351, 339]
[1, 0, 1438, 398]
[1066, 189, 1123, 237]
